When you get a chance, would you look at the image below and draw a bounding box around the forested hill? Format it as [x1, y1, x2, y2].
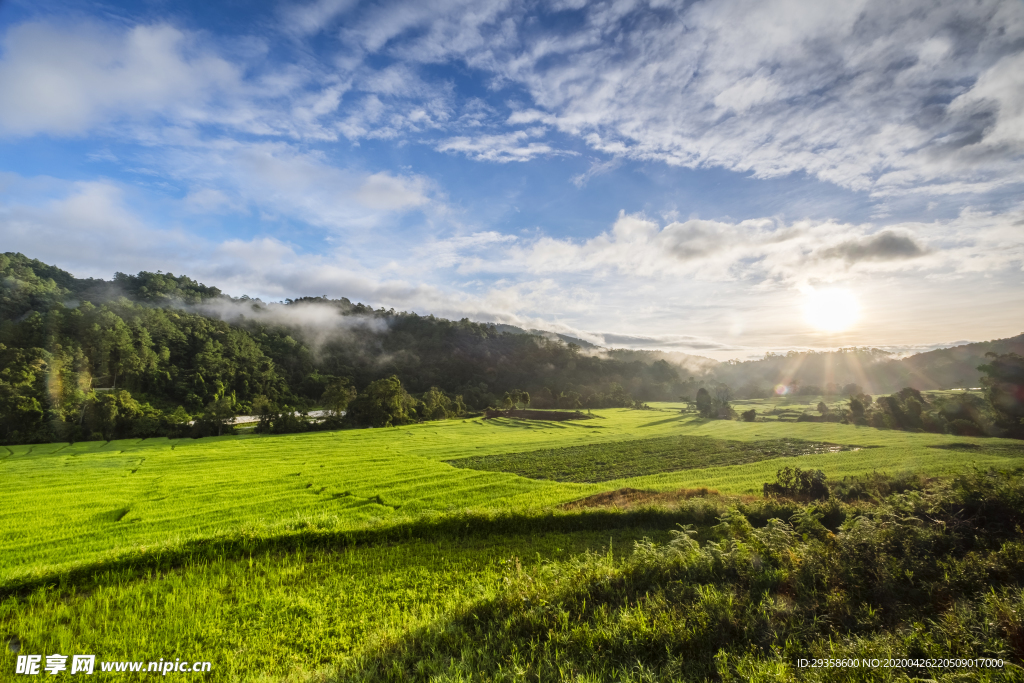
[1, 252, 1019, 444]
[0, 253, 694, 443]
[709, 336, 1024, 397]
[885, 336, 1024, 391]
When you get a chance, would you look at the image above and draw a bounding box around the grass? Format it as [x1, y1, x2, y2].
[333, 470, 1024, 682]
[447, 435, 866, 482]
[0, 526, 668, 682]
[4, 408, 1024, 581]
[4, 405, 1024, 681]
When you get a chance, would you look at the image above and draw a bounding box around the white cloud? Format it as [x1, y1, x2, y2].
[570, 157, 621, 187]
[162, 141, 438, 230]
[355, 172, 432, 210]
[713, 72, 781, 114]
[0, 22, 240, 136]
[4, 2, 1022, 198]
[0, 179, 198, 277]
[447, 208, 1024, 289]
[182, 188, 242, 214]
[1, 4, 1022, 358]
[0, 20, 340, 141]
[436, 129, 563, 161]
[313, 0, 1024, 195]
[283, 0, 360, 37]
[3, 173, 1020, 358]
[948, 51, 1024, 150]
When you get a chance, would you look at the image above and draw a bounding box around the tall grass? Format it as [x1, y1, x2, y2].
[332, 470, 1024, 682]
[0, 528, 670, 682]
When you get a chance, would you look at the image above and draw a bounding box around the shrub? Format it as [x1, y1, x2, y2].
[762, 467, 829, 501]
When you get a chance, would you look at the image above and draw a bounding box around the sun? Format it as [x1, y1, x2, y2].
[803, 287, 860, 333]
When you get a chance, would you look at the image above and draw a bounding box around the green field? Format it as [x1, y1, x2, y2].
[4, 407, 1020, 581]
[4, 406, 1024, 680]
[447, 435, 869, 482]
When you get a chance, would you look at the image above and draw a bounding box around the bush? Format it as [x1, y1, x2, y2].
[949, 418, 984, 436]
[762, 467, 830, 501]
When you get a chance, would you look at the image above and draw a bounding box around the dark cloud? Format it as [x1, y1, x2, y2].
[821, 230, 929, 263]
[661, 222, 733, 261]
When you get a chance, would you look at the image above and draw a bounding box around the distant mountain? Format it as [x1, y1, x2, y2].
[882, 335, 1024, 392]
[701, 337, 1023, 396]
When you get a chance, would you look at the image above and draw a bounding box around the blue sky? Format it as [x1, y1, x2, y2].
[1, 0, 1022, 359]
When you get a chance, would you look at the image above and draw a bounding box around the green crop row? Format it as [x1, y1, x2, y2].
[447, 435, 864, 482]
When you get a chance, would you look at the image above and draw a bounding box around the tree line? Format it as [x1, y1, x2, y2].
[0, 253, 686, 444]
[693, 358, 1023, 439]
[3, 252, 1020, 444]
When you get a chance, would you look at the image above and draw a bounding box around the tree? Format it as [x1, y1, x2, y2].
[204, 395, 236, 437]
[351, 375, 416, 427]
[165, 405, 192, 438]
[607, 383, 631, 407]
[848, 397, 865, 417]
[321, 379, 357, 417]
[695, 387, 713, 418]
[557, 391, 582, 410]
[501, 389, 530, 411]
[251, 395, 277, 432]
[422, 386, 457, 420]
[0, 344, 49, 443]
[83, 390, 143, 440]
[979, 352, 1024, 438]
[97, 313, 139, 389]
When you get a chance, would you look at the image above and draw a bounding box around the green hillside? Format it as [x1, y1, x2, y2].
[5, 408, 1022, 582]
[3, 408, 1024, 680]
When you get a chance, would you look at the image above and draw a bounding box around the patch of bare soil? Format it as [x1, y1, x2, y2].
[560, 486, 720, 510]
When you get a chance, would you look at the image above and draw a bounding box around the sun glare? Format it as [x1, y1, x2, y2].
[803, 287, 860, 333]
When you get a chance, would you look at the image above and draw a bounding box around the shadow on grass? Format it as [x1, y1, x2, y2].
[483, 418, 551, 430]
[0, 506, 724, 600]
[638, 414, 702, 429]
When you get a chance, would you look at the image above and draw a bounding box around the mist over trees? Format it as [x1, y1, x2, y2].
[2, 252, 1021, 444]
[0, 254, 688, 443]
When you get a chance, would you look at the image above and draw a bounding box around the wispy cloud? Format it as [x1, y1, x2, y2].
[436, 129, 565, 162]
[289, 0, 1024, 195]
[159, 141, 439, 231]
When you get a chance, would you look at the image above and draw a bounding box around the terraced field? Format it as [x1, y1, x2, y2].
[447, 435, 867, 482]
[3, 407, 1022, 582]
[4, 406, 1024, 681]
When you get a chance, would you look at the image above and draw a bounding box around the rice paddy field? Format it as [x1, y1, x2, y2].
[3, 405, 1024, 681]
